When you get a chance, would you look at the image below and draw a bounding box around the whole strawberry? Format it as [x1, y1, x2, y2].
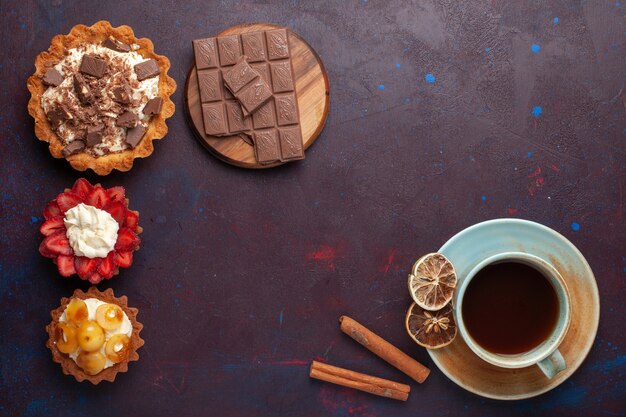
[39, 178, 141, 283]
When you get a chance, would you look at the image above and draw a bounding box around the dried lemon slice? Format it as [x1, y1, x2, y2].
[405, 302, 457, 349]
[407, 253, 457, 311]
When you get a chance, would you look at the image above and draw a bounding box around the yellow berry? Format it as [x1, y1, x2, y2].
[105, 334, 131, 363]
[76, 351, 106, 375]
[96, 304, 124, 330]
[55, 323, 78, 354]
[77, 320, 105, 352]
[65, 299, 89, 326]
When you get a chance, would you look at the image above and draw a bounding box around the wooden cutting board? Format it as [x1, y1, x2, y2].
[184, 23, 330, 169]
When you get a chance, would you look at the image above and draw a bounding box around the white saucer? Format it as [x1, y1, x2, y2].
[429, 218, 600, 400]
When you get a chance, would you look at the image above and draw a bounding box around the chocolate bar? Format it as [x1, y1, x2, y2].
[192, 29, 304, 164]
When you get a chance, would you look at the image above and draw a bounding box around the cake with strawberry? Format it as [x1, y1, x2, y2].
[39, 178, 141, 283]
[46, 287, 144, 384]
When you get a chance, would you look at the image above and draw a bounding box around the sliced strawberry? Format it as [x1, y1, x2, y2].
[98, 252, 116, 279]
[124, 210, 139, 232]
[42, 230, 72, 256]
[107, 186, 126, 203]
[114, 251, 133, 268]
[88, 272, 103, 284]
[56, 255, 77, 277]
[104, 201, 127, 225]
[74, 256, 101, 280]
[71, 178, 93, 199]
[43, 201, 62, 219]
[85, 186, 109, 209]
[114, 228, 140, 251]
[40, 216, 65, 236]
[124, 210, 139, 230]
[56, 192, 82, 213]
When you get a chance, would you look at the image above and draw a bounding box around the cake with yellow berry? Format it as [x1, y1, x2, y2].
[39, 178, 141, 284]
[46, 287, 144, 384]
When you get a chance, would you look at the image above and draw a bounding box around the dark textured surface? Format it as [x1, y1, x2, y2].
[1, 1, 624, 416]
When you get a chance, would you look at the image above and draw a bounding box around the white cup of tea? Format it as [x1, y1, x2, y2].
[455, 252, 571, 379]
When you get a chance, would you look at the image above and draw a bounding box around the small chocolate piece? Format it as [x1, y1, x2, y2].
[241, 32, 267, 62]
[74, 73, 94, 104]
[279, 126, 304, 160]
[125, 125, 146, 148]
[217, 35, 242, 66]
[266, 29, 289, 60]
[62, 140, 85, 157]
[275, 93, 299, 126]
[193, 38, 219, 70]
[46, 106, 72, 128]
[85, 124, 104, 147]
[102, 36, 131, 53]
[238, 78, 273, 116]
[202, 103, 228, 135]
[79, 55, 107, 78]
[253, 129, 281, 164]
[225, 101, 251, 133]
[197, 69, 222, 102]
[143, 97, 163, 116]
[270, 61, 294, 93]
[116, 111, 138, 128]
[223, 57, 259, 94]
[42, 68, 64, 87]
[252, 101, 276, 129]
[134, 59, 160, 81]
[112, 83, 132, 104]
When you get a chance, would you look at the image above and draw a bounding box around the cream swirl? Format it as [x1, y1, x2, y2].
[64, 203, 119, 258]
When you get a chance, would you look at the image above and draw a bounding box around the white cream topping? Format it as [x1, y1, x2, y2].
[64, 203, 119, 258]
[40, 43, 160, 155]
[59, 298, 133, 369]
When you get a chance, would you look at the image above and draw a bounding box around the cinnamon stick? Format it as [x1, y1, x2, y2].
[310, 361, 410, 401]
[339, 315, 430, 383]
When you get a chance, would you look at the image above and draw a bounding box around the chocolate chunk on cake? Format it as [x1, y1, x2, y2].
[42, 69, 64, 87]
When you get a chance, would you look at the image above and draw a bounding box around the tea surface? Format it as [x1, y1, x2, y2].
[462, 262, 559, 354]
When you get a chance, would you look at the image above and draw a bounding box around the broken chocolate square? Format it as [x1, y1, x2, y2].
[217, 35, 241, 66]
[241, 32, 267, 62]
[270, 61, 294, 93]
[275, 93, 298, 126]
[42, 68, 64, 87]
[143, 97, 163, 116]
[86, 124, 104, 147]
[46, 106, 72, 128]
[102, 36, 131, 53]
[252, 101, 276, 129]
[225, 101, 251, 133]
[266, 29, 289, 60]
[197, 69, 222, 102]
[62, 140, 85, 157]
[74, 73, 94, 104]
[125, 125, 146, 148]
[279, 126, 304, 160]
[134, 59, 160, 81]
[193, 38, 219, 70]
[223, 58, 259, 94]
[253, 128, 281, 164]
[238, 78, 273, 116]
[116, 111, 138, 128]
[202, 103, 228, 136]
[79, 55, 107, 78]
[112, 83, 132, 104]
